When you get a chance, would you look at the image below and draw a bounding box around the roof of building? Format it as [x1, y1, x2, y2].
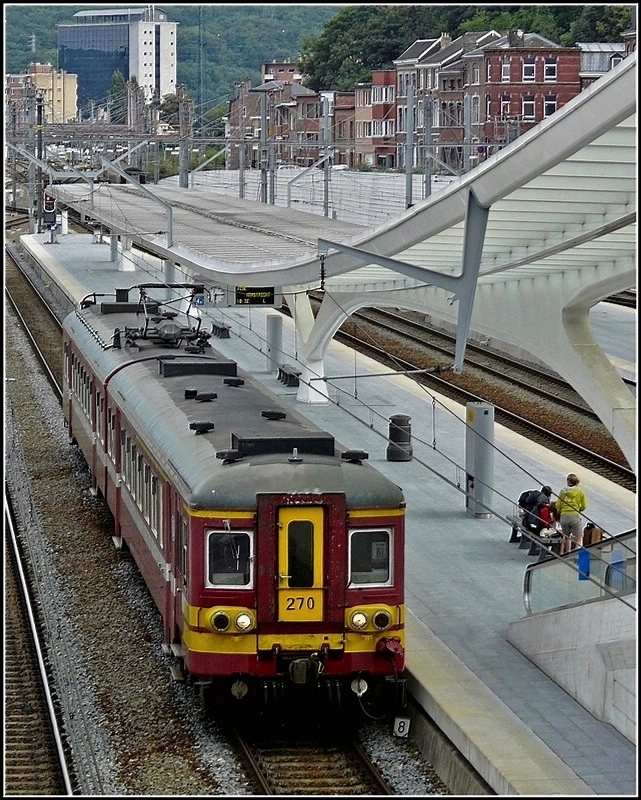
[394, 38, 439, 64]
[419, 30, 501, 66]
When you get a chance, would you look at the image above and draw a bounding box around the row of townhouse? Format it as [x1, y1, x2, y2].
[225, 26, 634, 174]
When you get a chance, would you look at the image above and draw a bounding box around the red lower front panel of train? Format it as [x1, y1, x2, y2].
[181, 603, 405, 684]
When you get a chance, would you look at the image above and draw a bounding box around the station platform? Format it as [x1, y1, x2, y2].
[15, 232, 637, 795]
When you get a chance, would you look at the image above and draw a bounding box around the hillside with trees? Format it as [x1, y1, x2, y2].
[4, 4, 341, 111]
[299, 5, 633, 91]
[5, 4, 632, 110]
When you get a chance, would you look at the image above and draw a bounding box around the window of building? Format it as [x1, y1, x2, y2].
[472, 64, 480, 85]
[356, 120, 372, 138]
[522, 57, 536, 82]
[348, 528, 393, 587]
[544, 58, 557, 82]
[471, 95, 480, 124]
[486, 94, 492, 119]
[522, 95, 536, 119]
[501, 58, 511, 82]
[543, 94, 557, 117]
[486, 60, 492, 82]
[500, 95, 511, 117]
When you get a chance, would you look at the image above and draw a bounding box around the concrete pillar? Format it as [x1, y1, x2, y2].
[118, 236, 136, 272]
[265, 313, 283, 373]
[297, 360, 329, 403]
[465, 402, 494, 518]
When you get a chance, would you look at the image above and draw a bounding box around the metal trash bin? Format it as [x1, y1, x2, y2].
[386, 414, 412, 461]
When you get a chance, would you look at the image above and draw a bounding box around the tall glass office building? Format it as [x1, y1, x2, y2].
[58, 6, 177, 116]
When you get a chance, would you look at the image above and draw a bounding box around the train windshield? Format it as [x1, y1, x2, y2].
[348, 528, 393, 586]
[206, 530, 253, 587]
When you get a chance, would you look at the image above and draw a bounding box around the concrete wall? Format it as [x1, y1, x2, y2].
[507, 597, 636, 743]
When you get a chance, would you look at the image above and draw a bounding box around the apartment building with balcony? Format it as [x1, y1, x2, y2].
[5, 63, 78, 136]
[226, 62, 322, 169]
[309, 90, 354, 167]
[476, 32, 582, 157]
[223, 21, 633, 176]
[394, 37, 442, 170]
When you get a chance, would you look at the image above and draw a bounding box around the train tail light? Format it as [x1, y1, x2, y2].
[372, 609, 393, 630]
[210, 610, 231, 631]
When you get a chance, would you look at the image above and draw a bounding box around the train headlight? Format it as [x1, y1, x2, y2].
[211, 611, 231, 632]
[349, 610, 368, 631]
[235, 612, 254, 632]
[372, 609, 393, 630]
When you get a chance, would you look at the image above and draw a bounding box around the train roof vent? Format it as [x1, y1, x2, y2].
[231, 431, 335, 457]
[216, 449, 243, 463]
[341, 450, 369, 463]
[261, 409, 286, 420]
[196, 392, 217, 402]
[159, 358, 237, 378]
[189, 421, 215, 434]
[224, 377, 245, 387]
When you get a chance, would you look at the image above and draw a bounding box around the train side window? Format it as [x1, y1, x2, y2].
[348, 528, 392, 587]
[206, 530, 253, 588]
[178, 514, 188, 587]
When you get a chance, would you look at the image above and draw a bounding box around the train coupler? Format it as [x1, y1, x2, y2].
[289, 656, 324, 684]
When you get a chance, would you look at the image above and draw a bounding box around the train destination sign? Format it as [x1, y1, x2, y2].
[234, 285, 276, 305]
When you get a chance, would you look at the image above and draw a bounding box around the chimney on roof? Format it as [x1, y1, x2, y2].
[440, 32, 451, 48]
[507, 29, 524, 47]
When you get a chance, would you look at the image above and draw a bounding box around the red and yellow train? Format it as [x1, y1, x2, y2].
[62, 283, 406, 714]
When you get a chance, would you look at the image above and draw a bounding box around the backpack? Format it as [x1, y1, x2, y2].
[518, 490, 542, 529]
[518, 490, 540, 512]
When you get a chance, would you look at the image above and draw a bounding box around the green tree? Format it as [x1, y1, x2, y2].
[158, 94, 180, 127]
[301, 5, 633, 91]
[560, 5, 632, 46]
[108, 71, 127, 125]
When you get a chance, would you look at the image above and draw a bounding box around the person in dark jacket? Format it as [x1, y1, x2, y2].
[518, 485, 553, 531]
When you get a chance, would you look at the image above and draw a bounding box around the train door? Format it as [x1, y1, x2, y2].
[277, 506, 324, 623]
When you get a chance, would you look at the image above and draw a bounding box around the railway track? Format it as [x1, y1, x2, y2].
[4, 493, 75, 796]
[232, 723, 396, 795]
[5, 239, 454, 796]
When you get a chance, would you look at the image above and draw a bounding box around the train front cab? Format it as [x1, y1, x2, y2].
[177, 491, 406, 711]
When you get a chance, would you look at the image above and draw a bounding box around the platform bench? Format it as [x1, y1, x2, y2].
[278, 363, 301, 387]
[509, 518, 563, 560]
[531, 532, 563, 561]
[508, 515, 522, 543]
[212, 320, 231, 338]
